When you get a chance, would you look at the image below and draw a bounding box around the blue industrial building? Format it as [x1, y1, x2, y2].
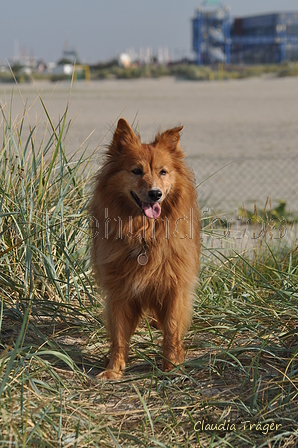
[192, 2, 298, 64]
[192, 3, 231, 64]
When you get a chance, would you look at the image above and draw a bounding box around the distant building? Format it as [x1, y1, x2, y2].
[157, 47, 171, 64]
[51, 64, 74, 76]
[124, 46, 171, 65]
[192, 2, 298, 64]
[47, 46, 80, 76]
[61, 49, 80, 64]
[192, 3, 231, 64]
[230, 12, 298, 64]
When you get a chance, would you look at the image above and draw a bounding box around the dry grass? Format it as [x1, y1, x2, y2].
[0, 86, 297, 447]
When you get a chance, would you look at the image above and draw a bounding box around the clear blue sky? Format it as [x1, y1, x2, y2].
[1, 0, 298, 64]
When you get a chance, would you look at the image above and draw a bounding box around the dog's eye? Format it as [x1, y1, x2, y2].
[132, 168, 143, 175]
[160, 169, 167, 176]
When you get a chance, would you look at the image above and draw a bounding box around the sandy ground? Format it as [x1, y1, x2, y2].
[1, 76, 298, 215]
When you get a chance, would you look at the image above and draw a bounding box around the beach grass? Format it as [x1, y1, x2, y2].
[0, 87, 297, 447]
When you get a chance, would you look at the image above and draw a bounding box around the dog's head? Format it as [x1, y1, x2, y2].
[107, 118, 184, 219]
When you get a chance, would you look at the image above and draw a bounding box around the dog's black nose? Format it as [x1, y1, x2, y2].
[148, 189, 162, 202]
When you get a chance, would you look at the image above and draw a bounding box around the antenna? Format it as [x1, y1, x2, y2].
[13, 39, 20, 63]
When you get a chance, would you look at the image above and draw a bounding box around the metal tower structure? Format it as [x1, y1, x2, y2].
[192, 1, 231, 65]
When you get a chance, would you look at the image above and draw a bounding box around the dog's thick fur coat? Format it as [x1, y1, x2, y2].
[89, 119, 200, 379]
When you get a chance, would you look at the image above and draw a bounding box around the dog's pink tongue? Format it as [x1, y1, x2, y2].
[142, 202, 161, 219]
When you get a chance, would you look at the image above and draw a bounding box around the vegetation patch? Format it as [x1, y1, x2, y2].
[1, 61, 298, 84]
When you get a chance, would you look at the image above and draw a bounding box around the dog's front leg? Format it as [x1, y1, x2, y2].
[97, 300, 140, 380]
[162, 322, 185, 372]
[159, 293, 192, 372]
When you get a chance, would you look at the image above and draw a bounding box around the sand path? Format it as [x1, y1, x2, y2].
[1, 76, 297, 212]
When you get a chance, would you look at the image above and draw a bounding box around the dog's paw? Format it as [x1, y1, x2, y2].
[163, 360, 185, 375]
[96, 369, 123, 381]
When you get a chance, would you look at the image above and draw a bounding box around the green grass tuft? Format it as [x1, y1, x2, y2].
[0, 88, 297, 447]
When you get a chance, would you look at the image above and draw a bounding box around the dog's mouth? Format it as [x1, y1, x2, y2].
[130, 192, 161, 219]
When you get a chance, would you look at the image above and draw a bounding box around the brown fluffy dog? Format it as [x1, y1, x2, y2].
[89, 119, 200, 380]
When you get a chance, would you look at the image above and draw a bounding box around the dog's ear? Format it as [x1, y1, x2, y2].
[154, 126, 183, 152]
[109, 118, 140, 155]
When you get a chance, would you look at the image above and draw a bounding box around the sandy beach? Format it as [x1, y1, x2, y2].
[1, 76, 297, 213]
